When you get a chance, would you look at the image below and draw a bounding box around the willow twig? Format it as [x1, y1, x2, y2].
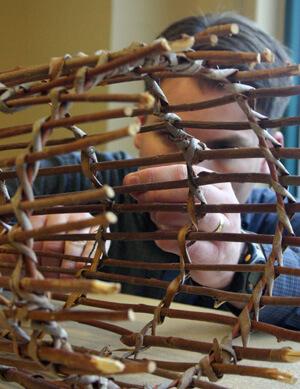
[0, 354, 154, 378]
[34, 230, 300, 247]
[194, 34, 218, 46]
[0, 211, 117, 244]
[75, 319, 132, 336]
[3, 96, 300, 142]
[25, 202, 300, 217]
[0, 338, 124, 375]
[49, 293, 300, 343]
[2, 146, 300, 181]
[6, 91, 154, 109]
[151, 361, 296, 385]
[0, 125, 139, 168]
[0, 185, 114, 216]
[0, 44, 162, 85]
[154, 64, 300, 82]
[4, 308, 133, 322]
[0, 366, 60, 389]
[195, 23, 239, 38]
[0, 275, 120, 294]
[186, 50, 261, 63]
[140, 115, 300, 133]
[0, 39, 170, 95]
[211, 363, 296, 384]
[1, 248, 300, 276]
[37, 268, 300, 306]
[113, 172, 300, 193]
[121, 333, 300, 363]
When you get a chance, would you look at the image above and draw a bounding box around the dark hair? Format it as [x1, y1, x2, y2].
[159, 12, 292, 118]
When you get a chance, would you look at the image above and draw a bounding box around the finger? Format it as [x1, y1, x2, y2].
[63, 225, 91, 269]
[39, 214, 65, 268]
[0, 251, 17, 276]
[60, 260, 85, 279]
[124, 164, 188, 202]
[61, 235, 88, 279]
[124, 164, 187, 186]
[124, 165, 232, 204]
[197, 213, 229, 233]
[82, 239, 97, 259]
[64, 236, 89, 257]
[61, 258, 85, 278]
[30, 215, 48, 230]
[151, 210, 225, 230]
[151, 211, 190, 228]
[32, 215, 48, 252]
[149, 179, 236, 228]
[62, 213, 95, 271]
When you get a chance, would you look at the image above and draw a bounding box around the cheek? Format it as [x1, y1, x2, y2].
[200, 159, 240, 173]
[201, 158, 262, 173]
[140, 133, 179, 157]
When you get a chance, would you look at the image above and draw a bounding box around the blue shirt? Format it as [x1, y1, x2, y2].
[10, 151, 299, 329]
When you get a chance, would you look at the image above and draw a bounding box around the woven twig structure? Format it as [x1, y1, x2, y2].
[0, 23, 299, 388]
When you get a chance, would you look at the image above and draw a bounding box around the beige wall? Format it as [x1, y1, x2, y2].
[0, 0, 111, 154]
[111, 0, 255, 49]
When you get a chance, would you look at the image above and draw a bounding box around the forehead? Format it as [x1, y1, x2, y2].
[161, 76, 222, 102]
[160, 77, 257, 146]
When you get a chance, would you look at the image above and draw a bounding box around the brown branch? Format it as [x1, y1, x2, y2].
[153, 64, 300, 82]
[0, 185, 113, 216]
[0, 137, 75, 152]
[168, 84, 300, 112]
[1, 40, 170, 85]
[0, 39, 169, 93]
[33, 230, 300, 247]
[151, 360, 295, 384]
[194, 34, 218, 46]
[41, 268, 300, 306]
[0, 212, 117, 244]
[195, 23, 239, 38]
[26, 202, 300, 217]
[121, 333, 300, 363]
[75, 319, 132, 337]
[186, 50, 261, 63]
[50, 293, 300, 343]
[113, 172, 300, 194]
[2, 146, 300, 180]
[6, 92, 153, 109]
[0, 125, 138, 168]
[2, 91, 300, 142]
[1, 247, 299, 276]
[232, 64, 300, 82]
[140, 115, 300, 133]
[0, 366, 60, 389]
[4, 308, 133, 322]
[0, 353, 154, 378]
[211, 363, 296, 384]
[0, 338, 124, 375]
[0, 275, 119, 294]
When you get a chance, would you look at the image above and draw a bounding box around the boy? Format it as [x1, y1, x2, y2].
[7, 13, 300, 329]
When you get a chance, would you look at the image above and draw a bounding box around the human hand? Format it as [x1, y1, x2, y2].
[124, 164, 243, 289]
[0, 213, 96, 278]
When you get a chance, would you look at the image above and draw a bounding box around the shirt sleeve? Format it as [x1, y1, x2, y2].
[241, 188, 300, 329]
[259, 244, 300, 329]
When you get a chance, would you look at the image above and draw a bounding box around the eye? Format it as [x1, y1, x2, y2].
[206, 142, 236, 150]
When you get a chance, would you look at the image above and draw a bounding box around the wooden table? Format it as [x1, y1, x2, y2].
[2, 293, 300, 389]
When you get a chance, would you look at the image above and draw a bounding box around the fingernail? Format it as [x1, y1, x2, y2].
[124, 173, 139, 185]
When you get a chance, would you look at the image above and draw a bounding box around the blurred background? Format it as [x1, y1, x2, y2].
[0, 0, 299, 193]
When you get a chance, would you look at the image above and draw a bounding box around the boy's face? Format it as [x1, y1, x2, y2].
[135, 77, 272, 203]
